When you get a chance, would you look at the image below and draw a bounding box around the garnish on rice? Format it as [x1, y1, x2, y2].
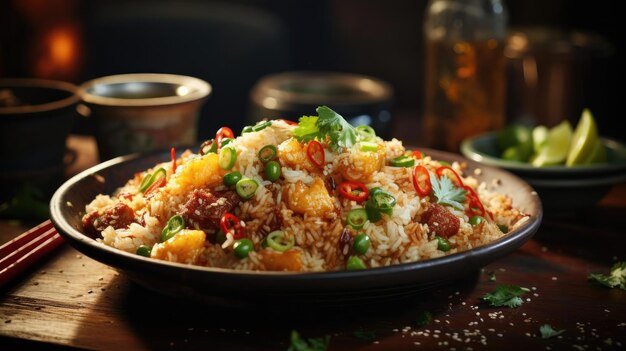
[294, 105, 358, 150]
[431, 173, 467, 211]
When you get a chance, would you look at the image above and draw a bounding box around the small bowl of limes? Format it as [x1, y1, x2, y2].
[461, 109, 626, 214]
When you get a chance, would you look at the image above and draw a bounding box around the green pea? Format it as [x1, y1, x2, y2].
[264, 161, 281, 182]
[436, 236, 451, 252]
[242, 125, 253, 134]
[233, 238, 254, 259]
[469, 215, 485, 226]
[223, 171, 243, 186]
[353, 234, 371, 254]
[136, 245, 152, 257]
[346, 255, 367, 270]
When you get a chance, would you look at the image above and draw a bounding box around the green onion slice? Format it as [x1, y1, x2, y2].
[199, 139, 218, 155]
[391, 155, 416, 167]
[139, 167, 167, 193]
[235, 178, 259, 200]
[252, 120, 272, 132]
[258, 145, 277, 163]
[347, 208, 368, 229]
[266, 230, 295, 252]
[359, 141, 378, 152]
[356, 125, 376, 141]
[218, 146, 237, 170]
[436, 236, 451, 251]
[161, 214, 185, 242]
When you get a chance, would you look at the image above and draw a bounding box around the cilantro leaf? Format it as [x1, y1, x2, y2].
[293, 106, 357, 150]
[482, 285, 530, 308]
[293, 116, 320, 141]
[540, 324, 565, 339]
[352, 328, 376, 341]
[415, 311, 433, 326]
[588, 262, 626, 290]
[430, 174, 466, 211]
[288, 330, 330, 351]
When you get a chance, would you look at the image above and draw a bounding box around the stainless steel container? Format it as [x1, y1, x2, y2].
[249, 71, 394, 138]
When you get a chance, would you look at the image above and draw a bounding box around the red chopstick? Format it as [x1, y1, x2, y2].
[0, 220, 65, 288]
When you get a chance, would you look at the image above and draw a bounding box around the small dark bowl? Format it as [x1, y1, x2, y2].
[461, 132, 626, 214]
[50, 148, 541, 306]
[0, 78, 80, 201]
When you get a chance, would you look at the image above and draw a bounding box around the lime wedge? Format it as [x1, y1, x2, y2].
[532, 125, 549, 153]
[566, 109, 599, 166]
[583, 139, 607, 164]
[531, 121, 573, 167]
[497, 124, 531, 151]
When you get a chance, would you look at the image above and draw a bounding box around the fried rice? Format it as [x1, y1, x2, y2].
[82, 113, 529, 272]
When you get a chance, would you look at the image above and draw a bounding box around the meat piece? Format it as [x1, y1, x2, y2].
[421, 203, 460, 238]
[180, 189, 239, 231]
[83, 203, 135, 237]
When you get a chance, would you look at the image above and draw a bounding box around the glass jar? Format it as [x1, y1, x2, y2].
[422, 0, 508, 152]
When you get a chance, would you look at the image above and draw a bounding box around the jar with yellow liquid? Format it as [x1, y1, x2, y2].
[423, 0, 508, 152]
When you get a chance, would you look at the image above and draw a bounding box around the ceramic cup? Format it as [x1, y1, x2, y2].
[78, 73, 211, 161]
[0, 78, 80, 202]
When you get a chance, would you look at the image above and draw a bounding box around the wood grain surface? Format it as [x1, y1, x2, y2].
[1, 136, 625, 351]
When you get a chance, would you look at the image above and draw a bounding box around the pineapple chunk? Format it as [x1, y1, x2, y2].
[285, 177, 334, 217]
[170, 153, 224, 192]
[258, 250, 302, 271]
[338, 143, 385, 182]
[277, 138, 319, 172]
[151, 229, 206, 264]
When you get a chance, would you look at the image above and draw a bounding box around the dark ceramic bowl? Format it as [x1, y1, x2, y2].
[461, 132, 626, 214]
[50, 148, 542, 306]
[0, 78, 80, 202]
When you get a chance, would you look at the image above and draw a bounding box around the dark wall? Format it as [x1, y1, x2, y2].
[0, 0, 621, 141]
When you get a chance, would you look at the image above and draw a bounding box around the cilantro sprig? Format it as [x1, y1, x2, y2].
[482, 285, 530, 308]
[588, 261, 626, 290]
[539, 324, 566, 339]
[431, 174, 466, 211]
[294, 106, 357, 151]
[288, 330, 330, 351]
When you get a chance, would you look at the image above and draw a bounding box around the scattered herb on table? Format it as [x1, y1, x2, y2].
[352, 328, 376, 341]
[540, 324, 566, 339]
[294, 106, 357, 151]
[487, 271, 497, 282]
[288, 330, 330, 351]
[431, 174, 467, 211]
[482, 285, 530, 308]
[415, 311, 433, 326]
[588, 262, 626, 290]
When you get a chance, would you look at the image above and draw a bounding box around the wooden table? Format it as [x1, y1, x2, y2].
[1, 136, 625, 350]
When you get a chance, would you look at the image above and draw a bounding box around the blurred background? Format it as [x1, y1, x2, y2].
[1, 0, 620, 142]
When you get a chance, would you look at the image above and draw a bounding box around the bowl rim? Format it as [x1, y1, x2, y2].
[0, 78, 80, 115]
[78, 73, 212, 107]
[460, 131, 626, 173]
[49, 147, 542, 286]
[250, 71, 394, 108]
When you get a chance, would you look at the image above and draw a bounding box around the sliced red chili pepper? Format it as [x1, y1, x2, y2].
[463, 185, 486, 218]
[278, 119, 298, 126]
[306, 140, 325, 169]
[412, 150, 423, 159]
[144, 177, 166, 196]
[436, 166, 464, 187]
[117, 192, 133, 201]
[220, 213, 244, 240]
[412, 165, 432, 196]
[215, 127, 234, 148]
[338, 181, 369, 202]
[170, 147, 177, 174]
